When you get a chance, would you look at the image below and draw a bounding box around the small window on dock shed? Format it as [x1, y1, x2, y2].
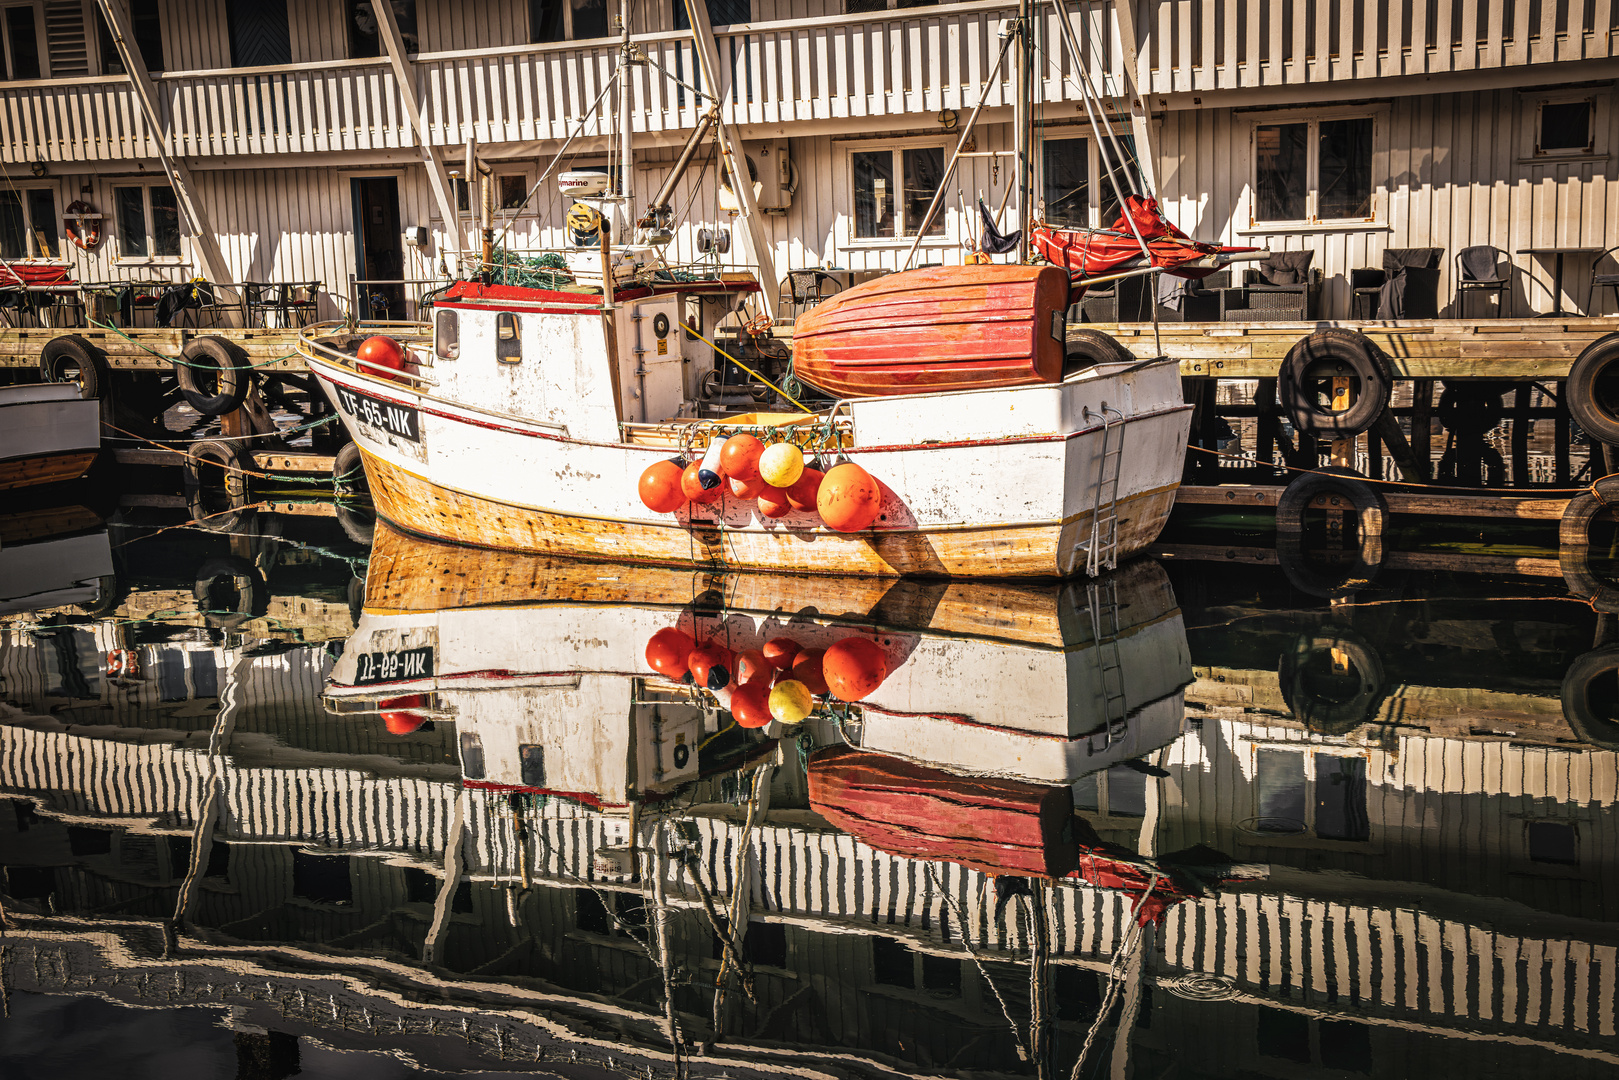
[1538, 99, 1593, 155]
[496, 310, 521, 363]
[435, 308, 458, 360]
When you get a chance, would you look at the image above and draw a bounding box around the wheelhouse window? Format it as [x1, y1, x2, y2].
[851, 146, 945, 240]
[434, 308, 458, 360]
[2, 4, 41, 80]
[0, 188, 58, 259]
[114, 185, 180, 259]
[96, 0, 163, 74]
[1537, 99, 1594, 155]
[346, 0, 417, 58]
[1253, 116, 1375, 225]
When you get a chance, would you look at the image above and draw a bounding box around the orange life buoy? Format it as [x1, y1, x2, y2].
[65, 200, 102, 250]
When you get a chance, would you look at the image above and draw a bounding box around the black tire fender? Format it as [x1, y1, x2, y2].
[192, 556, 267, 630]
[1064, 329, 1136, 377]
[1560, 645, 1619, 752]
[39, 335, 110, 400]
[184, 437, 252, 531]
[336, 502, 376, 546]
[1274, 467, 1387, 598]
[1279, 626, 1390, 735]
[1278, 328, 1391, 437]
[1560, 476, 1619, 612]
[175, 336, 251, 416]
[1566, 333, 1619, 447]
[333, 440, 368, 497]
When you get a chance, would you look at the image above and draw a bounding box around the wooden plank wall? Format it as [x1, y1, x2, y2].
[1156, 85, 1619, 318]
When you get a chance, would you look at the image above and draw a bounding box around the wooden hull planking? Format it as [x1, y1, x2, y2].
[0, 450, 99, 491]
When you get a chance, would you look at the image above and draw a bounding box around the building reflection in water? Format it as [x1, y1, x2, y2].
[0, 514, 1614, 1078]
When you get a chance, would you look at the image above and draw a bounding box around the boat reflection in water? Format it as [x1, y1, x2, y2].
[0, 516, 1615, 1078]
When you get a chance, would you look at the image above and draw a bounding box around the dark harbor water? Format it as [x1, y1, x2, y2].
[1, 481, 1614, 1080]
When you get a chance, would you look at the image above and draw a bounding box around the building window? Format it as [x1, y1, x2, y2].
[1072, 763, 1151, 818]
[672, 0, 750, 31]
[1042, 137, 1089, 228]
[1537, 99, 1593, 155]
[0, 188, 58, 259]
[347, 0, 417, 59]
[2, 4, 41, 80]
[1253, 116, 1374, 225]
[532, 0, 607, 41]
[1527, 821, 1577, 865]
[114, 184, 180, 258]
[498, 174, 528, 211]
[1252, 749, 1370, 841]
[228, 0, 292, 67]
[97, 0, 163, 74]
[851, 146, 945, 240]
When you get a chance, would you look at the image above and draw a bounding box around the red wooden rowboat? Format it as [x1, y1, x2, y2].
[790, 264, 1072, 399]
[807, 745, 1078, 878]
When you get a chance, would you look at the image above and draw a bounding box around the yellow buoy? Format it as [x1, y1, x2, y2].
[758, 443, 805, 489]
[769, 679, 814, 724]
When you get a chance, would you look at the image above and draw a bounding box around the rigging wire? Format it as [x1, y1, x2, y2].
[491, 72, 621, 254]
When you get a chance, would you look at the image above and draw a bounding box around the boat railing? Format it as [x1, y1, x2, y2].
[298, 320, 439, 392]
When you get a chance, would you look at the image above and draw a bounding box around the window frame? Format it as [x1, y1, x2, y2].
[1037, 126, 1144, 230]
[842, 137, 954, 247]
[0, 1, 45, 81]
[531, 0, 612, 43]
[112, 182, 185, 263]
[1245, 106, 1385, 230]
[1239, 743, 1376, 848]
[0, 183, 62, 261]
[1533, 93, 1597, 158]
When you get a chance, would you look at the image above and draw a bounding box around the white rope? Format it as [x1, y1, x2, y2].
[1065, 868, 1162, 1080]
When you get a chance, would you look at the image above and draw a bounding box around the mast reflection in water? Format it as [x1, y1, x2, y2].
[0, 507, 1614, 1079]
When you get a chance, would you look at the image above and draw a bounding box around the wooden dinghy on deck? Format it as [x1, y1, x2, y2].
[790, 264, 1074, 397]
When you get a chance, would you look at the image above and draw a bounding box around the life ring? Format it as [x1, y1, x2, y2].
[1566, 333, 1619, 446]
[1273, 466, 1387, 597]
[64, 200, 101, 250]
[1279, 626, 1389, 735]
[1277, 328, 1391, 437]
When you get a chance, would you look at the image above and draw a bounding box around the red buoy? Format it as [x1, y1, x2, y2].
[817, 463, 883, 532]
[730, 681, 773, 728]
[720, 434, 765, 482]
[790, 648, 828, 695]
[379, 693, 428, 734]
[785, 466, 824, 512]
[682, 462, 723, 504]
[757, 489, 792, 518]
[736, 649, 773, 686]
[639, 459, 687, 513]
[357, 336, 408, 381]
[762, 637, 801, 671]
[688, 642, 733, 689]
[646, 627, 696, 679]
[729, 474, 769, 499]
[823, 636, 888, 701]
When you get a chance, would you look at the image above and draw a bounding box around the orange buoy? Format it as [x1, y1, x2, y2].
[823, 636, 888, 701]
[682, 462, 723, 504]
[729, 473, 769, 499]
[639, 459, 687, 513]
[789, 647, 828, 695]
[646, 627, 696, 680]
[762, 637, 801, 671]
[785, 466, 824, 512]
[817, 462, 883, 532]
[730, 681, 773, 728]
[357, 336, 408, 381]
[736, 649, 773, 686]
[757, 489, 792, 519]
[720, 434, 765, 482]
[379, 693, 428, 734]
[688, 642, 732, 689]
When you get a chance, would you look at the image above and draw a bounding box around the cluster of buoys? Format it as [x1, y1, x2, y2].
[637, 434, 884, 532]
[644, 627, 892, 729]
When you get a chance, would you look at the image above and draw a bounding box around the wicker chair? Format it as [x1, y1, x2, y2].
[1588, 245, 1619, 317]
[1223, 252, 1319, 321]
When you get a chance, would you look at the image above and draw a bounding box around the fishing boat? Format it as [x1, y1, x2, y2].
[0, 383, 100, 491]
[323, 524, 1190, 796]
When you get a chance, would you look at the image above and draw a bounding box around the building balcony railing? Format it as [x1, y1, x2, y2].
[1, 0, 1612, 165]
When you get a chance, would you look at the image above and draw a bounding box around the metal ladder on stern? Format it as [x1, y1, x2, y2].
[1081, 404, 1126, 576]
[1085, 576, 1130, 755]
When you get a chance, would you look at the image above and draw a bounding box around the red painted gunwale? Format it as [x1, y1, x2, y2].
[790, 265, 1072, 398]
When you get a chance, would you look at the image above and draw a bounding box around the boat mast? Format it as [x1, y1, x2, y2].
[1013, 0, 1032, 263]
[619, 0, 636, 226]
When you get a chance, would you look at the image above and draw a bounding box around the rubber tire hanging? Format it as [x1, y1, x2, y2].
[193, 556, 267, 630]
[1565, 333, 1619, 446]
[176, 336, 252, 416]
[184, 437, 253, 531]
[1273, 466, 1388, 598]
[39, 335, 111, 400]
[1278, 627, 1390, 736]
[1558, 474, 1619, 612]
[1277, 329, 1391, 438]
